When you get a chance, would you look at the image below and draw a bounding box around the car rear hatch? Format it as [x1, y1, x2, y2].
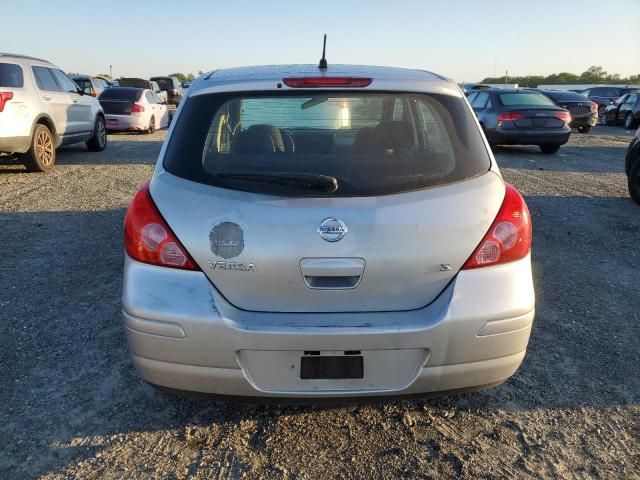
[153, 87, 501, 313]
[510, 107, 565, 129]
[556, 101, 591, 117]
[98, 88, 142, 116]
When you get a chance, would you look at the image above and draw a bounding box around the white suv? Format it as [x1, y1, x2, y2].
[0, 53, 107, 171]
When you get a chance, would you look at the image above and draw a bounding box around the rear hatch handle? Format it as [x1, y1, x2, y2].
[300, 258, 365, 290]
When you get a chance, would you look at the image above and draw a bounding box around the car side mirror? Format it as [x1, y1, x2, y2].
[77, 88, 85, 96]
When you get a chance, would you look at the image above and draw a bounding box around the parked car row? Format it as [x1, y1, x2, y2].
[578, 86, 640, 126]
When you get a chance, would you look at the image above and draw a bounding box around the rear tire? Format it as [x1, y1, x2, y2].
[540, 144, 561, 154]
[624, 112, 635, 130]
[577, 125, 592, 134]
[628, 158, 640, 205]
[147, 116, 155, 134]
[86, 115, 107, 152]
[20, 124, 56, 172]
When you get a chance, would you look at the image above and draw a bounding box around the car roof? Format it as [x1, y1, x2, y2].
[70, 74, 92, 80]
[0, 52, 52, 65]
[189, 64, 457, 97]
[205, 64, 447, 82]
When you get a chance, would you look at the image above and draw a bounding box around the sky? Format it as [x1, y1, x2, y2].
[2, 0, 639, 82]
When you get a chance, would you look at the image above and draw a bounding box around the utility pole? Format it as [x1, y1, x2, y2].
[109, 65, 113, 80]
[505, 69, 509, 86]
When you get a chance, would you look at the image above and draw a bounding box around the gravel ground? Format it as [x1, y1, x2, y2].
[1, 126, 638, 479]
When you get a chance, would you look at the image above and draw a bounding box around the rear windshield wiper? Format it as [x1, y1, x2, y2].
[214, 171, 339, 193]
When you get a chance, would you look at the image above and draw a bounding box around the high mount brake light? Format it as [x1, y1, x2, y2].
[497, 112, 524, 121]
[462, 183, 532, 269]
[0, 92, 14, 112]
[283, 77, 372, 88]
[124, 182, 199, 270]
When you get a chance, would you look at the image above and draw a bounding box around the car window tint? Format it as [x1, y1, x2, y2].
[0, 63, 24, 87]
[32, 66, 60, 91]
[498, 93, 555, 106]
[625, 94, 637, 104]
[546, 91, 589, 102]
[98, 87, 142, 101]
[145, 91, 155, 103]
[466, 92, 477, 104]
[164, 92, 490, 197]
[591, 87, 620, 97]
[74, 79, 93, 95]
[472, 92, 489, 108]
[51, 69, 79, 93]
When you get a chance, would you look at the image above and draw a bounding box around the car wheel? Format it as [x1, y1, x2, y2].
[577, 125, 592, 134]
[628, 158, 640, 205]
[86, 115, 107, 152]
[148, 116, 155, 134]
[598, 107, 607, 125]
[20, 124, 56, 172]
[624, 112, 635, 130]
[539, 144, 561, 154]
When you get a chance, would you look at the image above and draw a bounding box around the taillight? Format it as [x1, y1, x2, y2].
[462, 184, 532, 269]
[131, 102, 145, 113]
[589, 102, 598, 112]
[497, 112, 524, 122]
[555, 111, 571, 123]
[124, 182, 199, 270]
[0, 92, 14, 112]
[283, 77, 372, 88]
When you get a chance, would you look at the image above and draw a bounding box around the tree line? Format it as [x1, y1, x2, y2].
[481, 66, 640, 87]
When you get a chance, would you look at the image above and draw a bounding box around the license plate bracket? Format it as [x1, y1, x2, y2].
[533, 118, 547, 126]
[300, 355, 364, 380]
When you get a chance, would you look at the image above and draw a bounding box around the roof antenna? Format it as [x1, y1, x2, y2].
[318, 34, 328, 70]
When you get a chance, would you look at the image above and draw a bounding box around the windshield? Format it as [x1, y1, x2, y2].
[499, 93, 556, 106]
[163, 91, 490, 197]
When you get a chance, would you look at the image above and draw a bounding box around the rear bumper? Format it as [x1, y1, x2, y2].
[570, 114, 598, 128]
[485, 128, 571, 146]
[104, 115, 147, 131]
[0, 135, 31, 154]
[122, 254, 535, 397]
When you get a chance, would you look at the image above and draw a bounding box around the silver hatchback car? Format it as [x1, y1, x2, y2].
[123, 64, 534, 398]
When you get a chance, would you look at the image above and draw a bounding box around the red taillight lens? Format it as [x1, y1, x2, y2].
[497, 112, 524, 122]
[589, 102, 598, 112]
[0, 92, 14, 112]
[131, 102, 145, 113]
[462, 184, 532, 269]
[283, 77, 372, 88]
[124, 182, 199, 270]
[555, 111, 571, 123]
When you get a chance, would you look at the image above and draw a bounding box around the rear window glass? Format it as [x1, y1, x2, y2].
[544, 91, 589, 102]
[152, 78, 172, 90]
[98, 88, 142, 101]
[163, 92, 490, 197]
[498, 93, 555, 106]
[0, 63, 23, 87]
